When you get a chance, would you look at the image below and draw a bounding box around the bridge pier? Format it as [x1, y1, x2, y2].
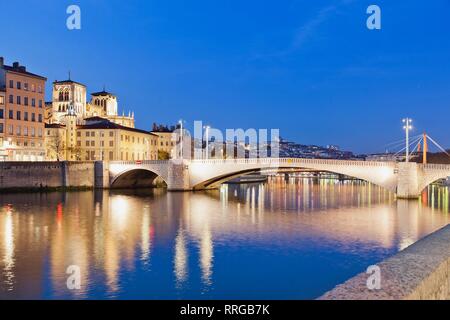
[167, 161, 192, 191]
[396, 162, 421, 199]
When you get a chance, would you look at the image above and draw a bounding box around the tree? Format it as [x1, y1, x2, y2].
[47, 132, 66, 161]
[67, 145, 82, 161]
[158, 150, 171, 160]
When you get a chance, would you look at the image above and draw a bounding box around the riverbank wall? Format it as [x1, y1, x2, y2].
[319, 224, 450, 300]
[0, 161, 104, 191]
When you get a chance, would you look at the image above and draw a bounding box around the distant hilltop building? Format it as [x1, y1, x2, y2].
[47, 78, 135, 128]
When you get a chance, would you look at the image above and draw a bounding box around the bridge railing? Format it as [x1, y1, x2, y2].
[190, 158, 396, 167]
[421, 163, 450, 170]
[109, 160, 172, 165]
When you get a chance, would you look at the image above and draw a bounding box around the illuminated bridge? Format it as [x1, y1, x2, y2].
[105, 158, 450, 199]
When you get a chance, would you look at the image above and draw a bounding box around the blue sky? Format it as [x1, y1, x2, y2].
[1, 0, 449, 153]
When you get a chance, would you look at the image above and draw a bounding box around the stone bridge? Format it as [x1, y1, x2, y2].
[106, 158, 450, 199]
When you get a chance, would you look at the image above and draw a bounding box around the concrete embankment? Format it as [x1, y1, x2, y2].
[0, 161, 107, 191]
[319, 224, 450, 300]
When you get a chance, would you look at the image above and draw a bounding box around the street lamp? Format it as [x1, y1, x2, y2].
[402, 118, 413, 162]
[179, 119, 184, 159]
[204, 125, 210, 160]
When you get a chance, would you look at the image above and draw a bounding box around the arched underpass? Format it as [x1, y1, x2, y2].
[110, 169, 167, 189]
[193, 167, 366, 190]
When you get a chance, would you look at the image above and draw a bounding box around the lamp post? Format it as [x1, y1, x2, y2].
[402, 118, 413, 162]
[204, 125, 210, 160]
[179, 119, 184, 159]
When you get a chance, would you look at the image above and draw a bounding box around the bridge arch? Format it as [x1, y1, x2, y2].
[189, 159, 398, 192]
[110, 168, 168, 189]
[418, 165, 450, 193]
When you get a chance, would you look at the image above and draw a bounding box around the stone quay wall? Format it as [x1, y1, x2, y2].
[319, 224, 450, 300]
[0, 161, 99, 190]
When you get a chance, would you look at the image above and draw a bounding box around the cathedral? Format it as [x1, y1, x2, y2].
[46, 78, 135, 128]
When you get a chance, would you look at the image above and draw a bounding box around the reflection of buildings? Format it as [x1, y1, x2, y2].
[1, 183, 450, 298]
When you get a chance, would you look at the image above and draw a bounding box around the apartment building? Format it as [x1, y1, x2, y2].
[0, 57, 46, 161]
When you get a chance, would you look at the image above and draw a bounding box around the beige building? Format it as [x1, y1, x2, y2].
[0, 88, 5, 160]
[0, 57, 46, 161]
[45, 116, 158, 161]
[152, 131, 176, 159]
[48, 79, 135, 129]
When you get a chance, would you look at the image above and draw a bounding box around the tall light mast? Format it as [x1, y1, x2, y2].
[402, 118, 413, 162]
[204, 125, 210, 159]
[178, 119, 184, 159]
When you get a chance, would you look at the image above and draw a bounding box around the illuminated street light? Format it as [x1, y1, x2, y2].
[402, 118, 413, 162]
[179, 119, 184, 159]
[203, 125, 210, 159]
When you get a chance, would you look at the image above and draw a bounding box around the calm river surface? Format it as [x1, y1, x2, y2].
[0, 178, 449, 299]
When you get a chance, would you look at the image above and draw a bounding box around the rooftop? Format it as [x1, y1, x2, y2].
[91, 90, 115, 97]
[53, 79, 86, 87]
[81, 117, 156, 136]
[1, 58, 47, 80]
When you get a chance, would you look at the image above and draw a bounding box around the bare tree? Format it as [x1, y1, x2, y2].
[47, 132, 66, 161]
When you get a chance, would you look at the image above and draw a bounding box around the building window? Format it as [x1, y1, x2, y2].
[86, 132, 90, 137]
[38, 114, 42, 122]
[9, 80, 13, 89]
[0, 109, 3, 119]
[100, 141, 104, 147]
[31, 127, 35, 137]
[9, 110, 13, 119]
[17, 81, 21, 90]
[0, 123, 3, 133]
[77, 141, 81, 147]
[24, 97, 28, 106]
[16, 111, 21, 120]
[31, 98, 35, 107]
[16, 125, 21, 136]
[109, 151, 114, 160]
[16, 96, 21, 105]
[38, 128, 42, 137]
[24, 83, 29, 91]
[91, 151, 95, 160]
[0, 95, 4, 105]
[38, 86, 42, 94]
[24, 127, 28, 136]
[86, 141, 90, 147]
[9, 95, 13, 104]
[91, 131, 95, 136]
[109, 131, 114, 137]
[91, 141, 95, 147]
[31, 84, 35, 92]
[77, 132, 81, 137]
[24, 112, 28, 121]
[8, 125, 13, 135]
[109, 141, 113, 147]
[31, 113, 35, 122]
[39, 100, 43, 108]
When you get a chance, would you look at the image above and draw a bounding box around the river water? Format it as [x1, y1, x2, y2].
[0, 177, 449, 299]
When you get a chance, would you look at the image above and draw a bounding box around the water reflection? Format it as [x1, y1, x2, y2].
[0, 178, 449, 299]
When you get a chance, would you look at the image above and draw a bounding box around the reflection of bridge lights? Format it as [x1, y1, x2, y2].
[110, 196, 130, 228]
[3, 210, 15, 289]
[174, 229, 188, 286]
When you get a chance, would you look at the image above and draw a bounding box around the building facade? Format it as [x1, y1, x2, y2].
[45, 116, 158, 161]
[48, 79, 135, 128]
[0, 87, 5, 160]
[0, 57, 46, 161]
[51, 79, 87, 124]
